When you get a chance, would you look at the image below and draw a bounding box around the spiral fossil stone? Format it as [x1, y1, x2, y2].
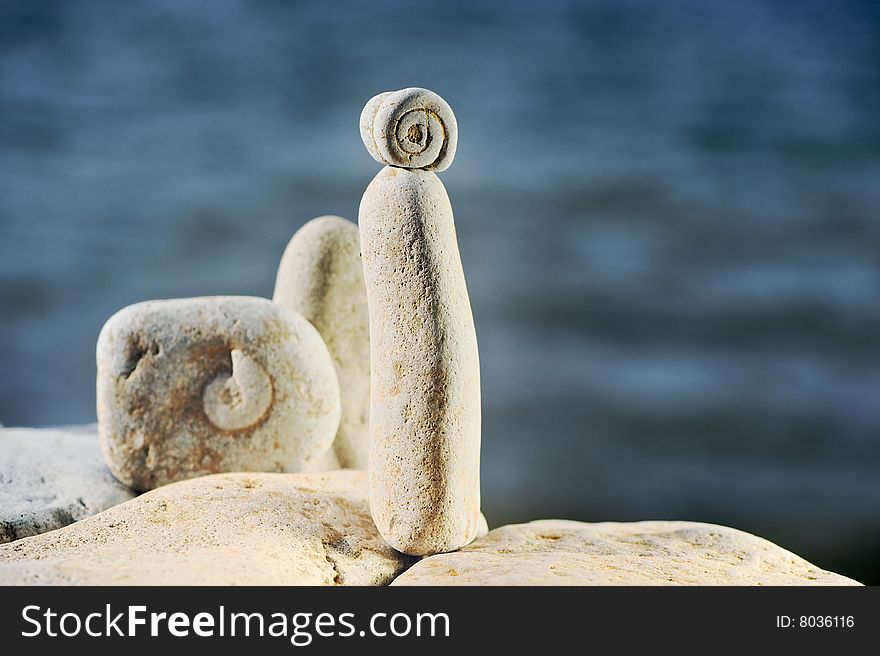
[96, 296, 341, 491]
[359, 87, 457, 172]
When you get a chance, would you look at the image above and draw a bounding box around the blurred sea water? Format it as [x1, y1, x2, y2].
[1, 0, 878, 581]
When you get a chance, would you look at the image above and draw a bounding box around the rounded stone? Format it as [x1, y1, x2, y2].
[0, 471, 415, 585]
[97, 296, 340, 491]
[360, 166, 481, 556]
[273, 216, 370, 469]
[476, 513, 489, 539]
[0, 426, 135, 543]
[391, 520, 862, 586]
[360, 88, 457, 172]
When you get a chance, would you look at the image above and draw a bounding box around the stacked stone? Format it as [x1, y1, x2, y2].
[358, 88, 482, 556]
[92, 88, 482, 556]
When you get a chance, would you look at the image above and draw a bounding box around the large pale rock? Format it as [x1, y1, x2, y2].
[0, 471, 415, 585]
[0, 426, 135, 543]
[273, 216, 370, 470]
[391, 520, 861, 586]
[360, 89, 481, 557]
[97, 296, 340, 491]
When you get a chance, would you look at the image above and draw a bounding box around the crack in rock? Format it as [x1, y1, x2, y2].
[322, 541, 343, 585]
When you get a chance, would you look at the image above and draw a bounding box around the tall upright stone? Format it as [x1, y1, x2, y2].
[274, 216, 370, 470]
[359, 88, 481, 556]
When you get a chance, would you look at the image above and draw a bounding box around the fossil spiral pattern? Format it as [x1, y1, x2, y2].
[96, 296, 340, 491]
[359, 87, 457, 172]
[202, 349, 273, 431]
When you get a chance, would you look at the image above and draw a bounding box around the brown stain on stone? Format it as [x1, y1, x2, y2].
[406, 123, 424, 144]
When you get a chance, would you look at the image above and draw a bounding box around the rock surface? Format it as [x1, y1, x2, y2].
[0, 470, 414, 585]
[0, 426, 135, 543]
[97, 296, 341, 491]
[274, 216, 370, 470]
[360, 163, 481, 556]
[391, 520, 861, 586]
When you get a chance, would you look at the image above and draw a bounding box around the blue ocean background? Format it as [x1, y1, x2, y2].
[1, 0, 878, 581]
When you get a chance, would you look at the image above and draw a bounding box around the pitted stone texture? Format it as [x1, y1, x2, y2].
[391, 520, 861, 586]
[0, 471, 415, 585]
[274, 216, 370, 470]
[360, 166, 481, 556]
[360, 88, 457, 172]
[0, 426, 135, 543]
[97, 296, 340, 491]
